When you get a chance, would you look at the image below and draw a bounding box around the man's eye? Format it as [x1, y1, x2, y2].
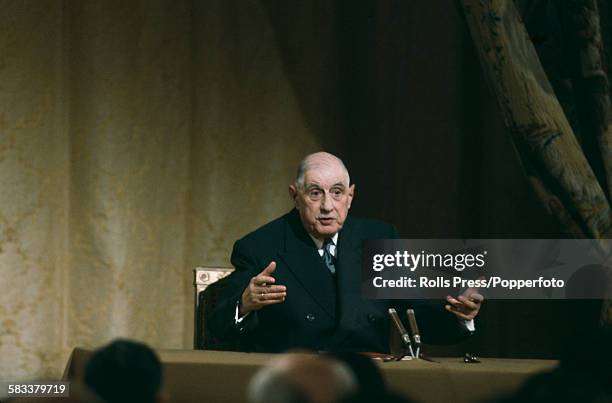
[331, 189, 344, 198]
[309, 190, 322, 197]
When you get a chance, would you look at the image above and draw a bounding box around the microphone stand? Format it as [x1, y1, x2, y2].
[406, 309, 421, 359]
[388, 308, 415, 360]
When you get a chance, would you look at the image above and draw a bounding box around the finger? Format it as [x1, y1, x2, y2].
[457, 296, 479, 310]
[453, 299, 480, 316]
[260, 261, 277, 276]
[446, 296, 462, 306]
[260, 285, 287, 293]
[259, 292, 287, 301]
[254, 276, 276, 286]
[467, 292, 484, 303]
[445, 304, 474, 321]
[259, 298, 285, 306]
[446, 301, 468, 315]
[455, 311, 474, 321]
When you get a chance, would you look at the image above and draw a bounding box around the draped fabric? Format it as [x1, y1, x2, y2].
[0, 0, 324, 380]
[518, 0, 612, 320]
[517, 0, 612, 220]
[461, 0, 611, 239]
[460, 0, 612, 320]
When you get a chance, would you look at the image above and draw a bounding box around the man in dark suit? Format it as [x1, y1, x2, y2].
[208, 152, 483, 353]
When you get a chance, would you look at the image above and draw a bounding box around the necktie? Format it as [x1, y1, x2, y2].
[322, 238, 336, 274]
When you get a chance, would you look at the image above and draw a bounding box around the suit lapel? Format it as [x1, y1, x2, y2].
[278, 210, 336, 320]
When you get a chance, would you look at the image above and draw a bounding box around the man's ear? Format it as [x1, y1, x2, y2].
[288, 184, 299, 208]
[347, 184, 355, 209]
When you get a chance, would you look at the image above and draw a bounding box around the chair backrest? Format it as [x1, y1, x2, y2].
[193, 267, 234, 349]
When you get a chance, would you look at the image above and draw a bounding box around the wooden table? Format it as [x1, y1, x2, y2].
[63, 349, 557, 403]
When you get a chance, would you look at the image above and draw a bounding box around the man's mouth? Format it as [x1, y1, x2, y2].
[318, 217, 335, 225]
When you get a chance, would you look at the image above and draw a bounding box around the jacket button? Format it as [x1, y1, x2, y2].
[306, 313, 316, 321]
[367, 313, 377, 323]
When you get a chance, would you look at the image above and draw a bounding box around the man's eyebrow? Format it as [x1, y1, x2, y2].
[304, 182, 346, 190]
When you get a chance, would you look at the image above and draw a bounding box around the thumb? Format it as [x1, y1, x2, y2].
[261, 261, 276, 276]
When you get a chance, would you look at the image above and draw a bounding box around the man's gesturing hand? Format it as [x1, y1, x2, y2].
[445, 287, 484, 321]
[239, 261, 287, 316]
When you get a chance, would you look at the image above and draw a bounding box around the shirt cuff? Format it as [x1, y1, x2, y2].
[463, 319, 475, 332]
[235, 300, 250, 324]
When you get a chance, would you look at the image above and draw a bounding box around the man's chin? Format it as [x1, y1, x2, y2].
[313, 225, 340, 238]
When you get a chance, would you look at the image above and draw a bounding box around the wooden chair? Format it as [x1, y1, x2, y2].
[193, 267, 234, 350]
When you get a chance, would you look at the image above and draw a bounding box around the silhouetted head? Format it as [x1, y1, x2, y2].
[84, 339, 163, 403]
[248, 352, 356, 403]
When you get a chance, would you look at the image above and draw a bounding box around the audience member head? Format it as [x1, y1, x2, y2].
[326, 352, 386, 397]
[340, 390, 414, 403]
[494, 325, 612, 403]
[248, 352, 356, 403]
[560, 324, 612, 395]
[493, 369, 611, 403]
[84, 339, 163, 403]
[327, 352, 414, 403]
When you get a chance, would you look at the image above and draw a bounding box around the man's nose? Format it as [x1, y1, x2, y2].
[320, 193, 333, 211]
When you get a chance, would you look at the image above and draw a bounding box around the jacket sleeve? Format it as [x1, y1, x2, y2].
[206, 239, 261, 346]
[400, 299, 473, 345]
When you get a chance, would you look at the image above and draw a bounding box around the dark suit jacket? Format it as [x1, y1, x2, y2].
[207, 209, 469, 353]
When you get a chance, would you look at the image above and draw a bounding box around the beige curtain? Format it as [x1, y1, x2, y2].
[0, 0, 325, 380]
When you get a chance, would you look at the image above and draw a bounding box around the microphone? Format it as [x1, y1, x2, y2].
[406, 309, 421, 357]
[388, 308, 414, 358]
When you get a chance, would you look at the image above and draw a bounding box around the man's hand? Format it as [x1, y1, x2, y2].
[239, 261, 287, 316]
[445, 287, 484, 321]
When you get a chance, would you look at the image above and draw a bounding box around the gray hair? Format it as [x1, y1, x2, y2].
[295, 153, 351, 189]
[248, 368, 307, 403]
[248, 357, 356, 403]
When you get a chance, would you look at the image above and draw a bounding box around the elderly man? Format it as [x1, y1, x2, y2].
[208, 152, 482, 352]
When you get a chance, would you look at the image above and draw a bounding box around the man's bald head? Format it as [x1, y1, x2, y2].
[295, 152, 350, 189]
